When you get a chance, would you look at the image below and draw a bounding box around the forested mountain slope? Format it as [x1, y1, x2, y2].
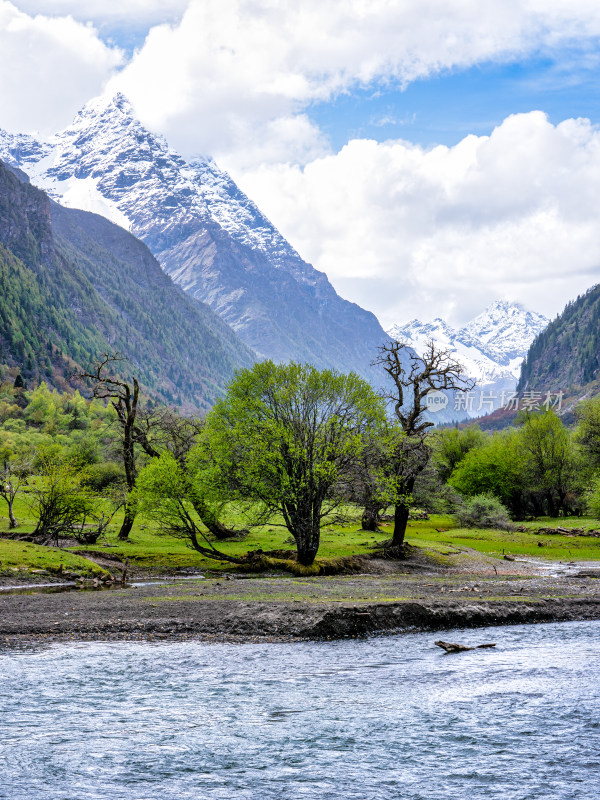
[518, 284, 600, 395]
[0, 159, 254, 409]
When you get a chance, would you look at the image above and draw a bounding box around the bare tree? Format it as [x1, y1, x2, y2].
[78, 355, 239, 541]
[373, 339, 474, 554]
[77, 354, 140, 540]
[0, 457, 29, 529]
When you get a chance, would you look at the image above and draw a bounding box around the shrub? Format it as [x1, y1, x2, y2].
[455, 493, 515, 531]
[585, 476, 600, 519]
[81, 461, 126, 492]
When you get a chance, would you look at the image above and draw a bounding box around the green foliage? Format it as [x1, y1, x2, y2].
[518, 283, 600, 392]
[432, 426, 486, 483]
[81, 461, 126, 492]
[26, 459, 96, 544]
[449, 412, 582, 518]
[584, 474, 600, 518]
[575, 396, 600, 470]
[518, 410, 580, 515]
[134, 451, 245, 564]
[135, 452, 190, 527]
[455, 493, 515, 530]
[0, 383, 118, 474]
[448, 430, 526, 515]
[204, 361, 386, 565]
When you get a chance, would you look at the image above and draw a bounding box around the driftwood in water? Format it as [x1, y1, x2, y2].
[434, 640, 497, 653]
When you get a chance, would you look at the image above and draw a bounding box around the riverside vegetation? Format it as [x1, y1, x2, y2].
[2, 345, 600, 587]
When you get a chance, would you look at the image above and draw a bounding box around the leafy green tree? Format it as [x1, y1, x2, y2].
[134, 452, 246, 564]
[585, 475, 600, 518]
[518, 410, 579, 516]
[27, 459, 94, 545]
[132, 408, 239, 539]
[204, 361, 385, 566]
[448, 431, 528, 517]
[432, 426, 486, 483]
[576, 396, 600, 469]
[0, 452, 30, 528]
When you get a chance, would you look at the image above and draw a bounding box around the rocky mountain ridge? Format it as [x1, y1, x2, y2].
[0, 93, 389, 381]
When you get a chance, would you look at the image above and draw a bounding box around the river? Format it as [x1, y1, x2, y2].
[1, 620, 599, 799]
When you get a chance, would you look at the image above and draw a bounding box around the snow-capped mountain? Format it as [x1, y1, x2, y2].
[0, 93, 388, 380]
[388, 301, 549, 414]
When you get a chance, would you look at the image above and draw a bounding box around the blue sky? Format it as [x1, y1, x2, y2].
[3, 1, 600, 327]
[310, 51, 600, 150]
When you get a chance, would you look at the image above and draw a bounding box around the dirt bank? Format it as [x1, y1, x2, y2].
[1, 555, 600, 645]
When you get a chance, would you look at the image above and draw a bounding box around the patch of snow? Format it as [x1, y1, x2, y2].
[59, 176, 131, 231]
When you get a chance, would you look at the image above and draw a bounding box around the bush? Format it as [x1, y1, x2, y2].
[585, 476, 600, 519]
[455, 493, 515, 531]
[81, 462, 126, 492]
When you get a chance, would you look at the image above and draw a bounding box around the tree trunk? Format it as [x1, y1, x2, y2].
[546, 491, 558, 518]
[391, 500, 410, 548]
[388, 477, 415, 551]
[296, 540, 319, 566]
[192, 499, 238, 540]
[118, 503, 136, 541]
[293, 520, 320, 566]
[7, 499, 17, 529]
[361, 502, 381, 532]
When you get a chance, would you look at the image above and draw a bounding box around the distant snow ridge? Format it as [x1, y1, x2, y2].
[388, 301, 549, 416]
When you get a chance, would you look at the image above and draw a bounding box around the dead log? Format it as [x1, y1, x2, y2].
[435, 640, 496, 653]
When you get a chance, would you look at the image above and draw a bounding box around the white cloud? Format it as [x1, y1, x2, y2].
[233, 112, 600, 327]
[107, 0, 600, 167]
[12, 1, 188, 26]
[0, 1, 123, 135]
[6, 0, 600, 162]
[4, 1, 600, 328]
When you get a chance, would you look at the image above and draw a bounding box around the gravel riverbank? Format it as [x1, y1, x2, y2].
[2, 555, 600, 645]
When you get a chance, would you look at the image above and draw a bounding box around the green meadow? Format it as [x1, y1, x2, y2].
[2, 493, 600, 580]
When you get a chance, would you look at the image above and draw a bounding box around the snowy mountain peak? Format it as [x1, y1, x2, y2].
[15, 93, 312, 272]
[387, 301, 549, 400]
[0, 94, 388, 379]
[462, 301, 549, 365]
[388, 317, 455, 347]
[70, 91, 135, 127]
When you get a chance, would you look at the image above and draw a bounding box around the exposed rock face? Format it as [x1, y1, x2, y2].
[0, 93, 389, 381]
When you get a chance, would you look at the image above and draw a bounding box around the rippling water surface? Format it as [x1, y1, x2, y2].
[1, 621, 600, 799]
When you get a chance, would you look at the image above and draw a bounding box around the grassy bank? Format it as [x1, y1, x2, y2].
[2, 492, 600, 581]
